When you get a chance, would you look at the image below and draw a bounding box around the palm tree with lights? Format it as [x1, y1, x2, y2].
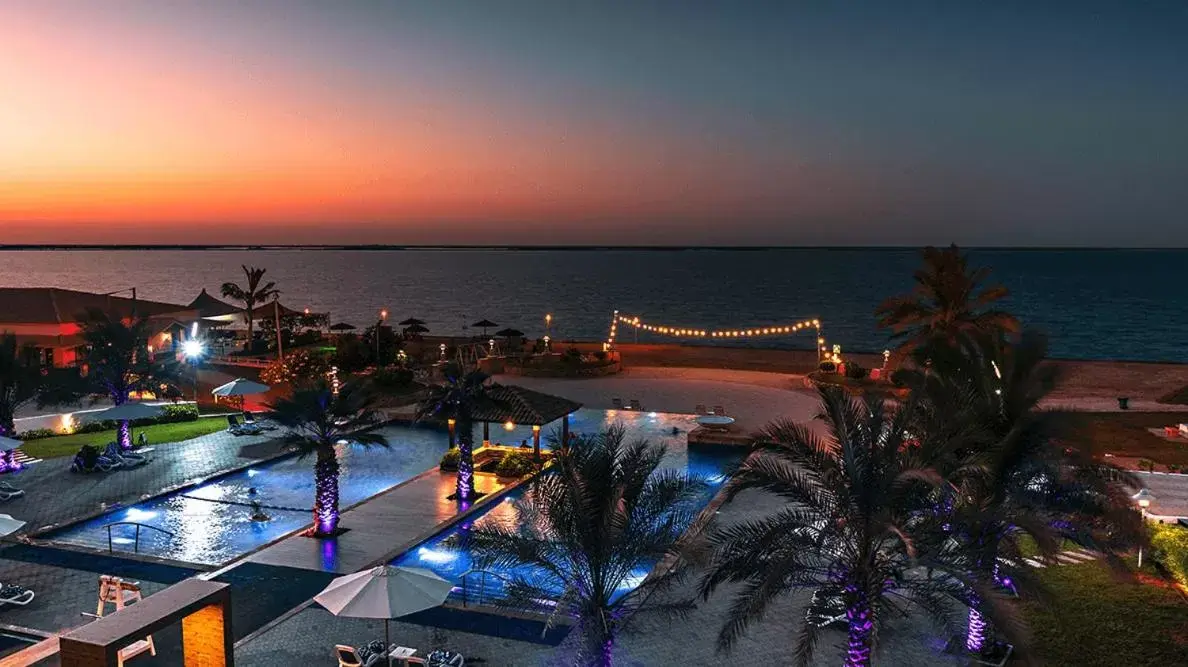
[910, 332, 1141, 656]
[465, 425, 708, 667]
[876, 244, 1019, 362]
[699, 387, 1011, 667]
[220, 265, 277, 351]
[416, 362, 497, 503]
[75, 309, 184, 450]
[266, 380, 389, 536]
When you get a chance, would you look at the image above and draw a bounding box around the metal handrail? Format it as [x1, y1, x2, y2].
[456, 568, 516, 608]
[104, 522, 175, 554]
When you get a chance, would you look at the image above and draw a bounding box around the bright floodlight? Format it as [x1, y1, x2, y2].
[181, 339, 205, 359]
[1132, 488, 1155, 508]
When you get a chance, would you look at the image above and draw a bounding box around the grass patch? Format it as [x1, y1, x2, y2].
[1053, 411, 1188, 466]
[21, 417, 229, 460]
[1022, 560, 1188, 666]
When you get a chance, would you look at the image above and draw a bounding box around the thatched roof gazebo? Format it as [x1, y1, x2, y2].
[448, 384, 582, 460]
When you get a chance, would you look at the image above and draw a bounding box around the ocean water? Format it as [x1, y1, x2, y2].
[0, 248, 1183, 362]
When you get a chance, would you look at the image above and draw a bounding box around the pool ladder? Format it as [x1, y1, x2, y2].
[103, 522, 176, 554]
[455, 569, 514, 608]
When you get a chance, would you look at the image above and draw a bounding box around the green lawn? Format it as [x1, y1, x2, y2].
[1022, 560, 1188, 666]
[21, 417, 229, 460]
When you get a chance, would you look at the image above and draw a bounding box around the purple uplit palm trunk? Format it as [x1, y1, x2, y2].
[966, 604, 987, 653]
[455, 416, 476, 502]
[598, 636, 614, 667]
[313, 448, 341, 536]
[845, 591, 874, 667]
[118, 420, 133, 451]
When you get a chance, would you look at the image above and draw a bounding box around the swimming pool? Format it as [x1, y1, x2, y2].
[42, 408, 712, 567]
[44, 422, 453, 565]
[389, 409, 744, 607]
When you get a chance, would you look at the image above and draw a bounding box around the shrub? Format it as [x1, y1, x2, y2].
[17, 428, 56, 441]
[593, 350, 608, 361]
[844, 362, 869, 380]
[1168, 464, 1183, 474]
[260, 350, 330, 386]
[439, 447, 460, 470]
[890, 368, 913, 387]
[495, 451, 536, 477]
[818, 361, 837, 374]
[73, 444, 100, 471]
[372, 367, 415, 391]
[1138, 458, 1156, 473]
[1150, 523, 1188, 588]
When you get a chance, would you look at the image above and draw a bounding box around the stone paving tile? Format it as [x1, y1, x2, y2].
[2, 426, 287, 534]
[236, 489, 962, 667]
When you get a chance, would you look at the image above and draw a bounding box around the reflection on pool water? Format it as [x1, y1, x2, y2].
[390, 409, 744, 605]
[45, 408, 724, 568]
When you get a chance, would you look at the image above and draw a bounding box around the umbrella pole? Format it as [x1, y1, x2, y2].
[386, 619, 391, 666]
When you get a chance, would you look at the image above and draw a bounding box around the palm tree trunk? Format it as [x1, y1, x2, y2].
[118, 420, 132, 451]
[245, 306, 255, 350]
[456, 416, 476, 502]
[0, 409, 14, 438]
[844, 590, 874, 667]
[313, 447, 341, 536]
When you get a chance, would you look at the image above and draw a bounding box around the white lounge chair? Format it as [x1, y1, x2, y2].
[0, 483, 25, 501]
[0, 583, 34, 606]
[104, 443, 146, 468]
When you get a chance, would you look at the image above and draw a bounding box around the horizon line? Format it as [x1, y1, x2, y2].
[2, 244, 1187, 252]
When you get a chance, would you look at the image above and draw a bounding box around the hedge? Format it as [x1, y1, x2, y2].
[18, 403, 200, 441]
[1150, 522, 1188, 588]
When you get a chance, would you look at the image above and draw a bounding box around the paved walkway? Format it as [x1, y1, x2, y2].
[245, 471, 510, 574]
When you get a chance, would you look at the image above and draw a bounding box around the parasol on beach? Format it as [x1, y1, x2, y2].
[398, 317, 425, 326]
[212, 378, 271, 397]
[404, 323, 430, 335]
[315, 566, 453, 660]
[329, 322, 357, 332]
[495, 328, 524, 339]
[471, 319, 498, 336]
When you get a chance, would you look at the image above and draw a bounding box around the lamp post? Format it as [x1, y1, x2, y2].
[1132, 488, 1155, 567]
[377, 309, 388, 364]
[182, 339, 205, 404]
[545, 313, 552, 338]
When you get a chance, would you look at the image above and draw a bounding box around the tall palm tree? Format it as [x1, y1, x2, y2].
[221, 265, 277, 348]
[76, 309, 184, 449]
[876, 245, 1019, 362]
[465, 426, 708, 667]
[266, 380, 388, 536]
[415, 362, 495, 503]
[0, 334, 44, 438]
[699, 387, 1014, 667]
[916, 332, 1141, 654]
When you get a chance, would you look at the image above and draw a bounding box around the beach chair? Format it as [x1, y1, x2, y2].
[336, 643, 388, 667]
[0, 482, 24, 501]
[104, 442, 146, 468]
[243, 411, 276, 431]
[94, 446, 124, 472]
[0, 583, 34, 606]
[425, 649, 464, 666]
[226, 414, 262, 436]
[694, 404, 708, 415]
[712, 405, 726, 416]
[628, 399, 643, 411]
[611, 397, 624, 409]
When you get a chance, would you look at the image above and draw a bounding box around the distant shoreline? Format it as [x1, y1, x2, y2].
[2, 245, 1185, 252]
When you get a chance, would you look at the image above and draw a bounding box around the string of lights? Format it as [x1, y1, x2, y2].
[606, 311, 832, 360]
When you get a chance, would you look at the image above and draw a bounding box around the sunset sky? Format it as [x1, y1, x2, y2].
[2, 2, 1185, 246]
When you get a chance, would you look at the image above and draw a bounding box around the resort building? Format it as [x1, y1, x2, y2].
[0, 287, 204, 366]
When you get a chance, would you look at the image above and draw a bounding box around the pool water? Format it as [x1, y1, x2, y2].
[390, 409, 744, 607]
[45, 422, 452, 565]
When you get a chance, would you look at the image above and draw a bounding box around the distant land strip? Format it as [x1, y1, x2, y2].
[1, 245, 1184, 252]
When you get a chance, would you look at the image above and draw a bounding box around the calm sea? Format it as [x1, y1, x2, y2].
[0, 248, 1183, 362]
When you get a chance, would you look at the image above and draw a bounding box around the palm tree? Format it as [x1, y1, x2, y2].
[76, 309, 184, 449]
[415, 362, 495, 503]
[699, 387, 1013, 667]
[221, 265, 277, 349]
[266, 380, 388, 536]
[916, 332, 1141, 654]
[876, 245, 1019, 362]
[465, 426, 707, 667]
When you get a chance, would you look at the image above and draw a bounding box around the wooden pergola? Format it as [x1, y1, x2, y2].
[448, 384, 582, 459]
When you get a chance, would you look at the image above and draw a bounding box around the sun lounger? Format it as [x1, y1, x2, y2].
[628, 399, 642, 411]
[104, 442, 146, 468]
[0, 583, 35, 606]
[243, 411, 277, 431]
[425, 649, 464, 666]
[0, 483, 24, 501]
[226, 415, 263, 436]
[95, 447, 124, 472]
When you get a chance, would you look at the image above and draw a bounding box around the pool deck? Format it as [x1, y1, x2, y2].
[243, 470, 512, 574]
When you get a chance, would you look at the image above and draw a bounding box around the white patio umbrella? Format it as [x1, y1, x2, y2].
[211, 378, 271, 397]
[0, 514, 26, 537]
[88, 402, 165, 422]
[0, 436, 22, 452]
[315, 566, 454, 661]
